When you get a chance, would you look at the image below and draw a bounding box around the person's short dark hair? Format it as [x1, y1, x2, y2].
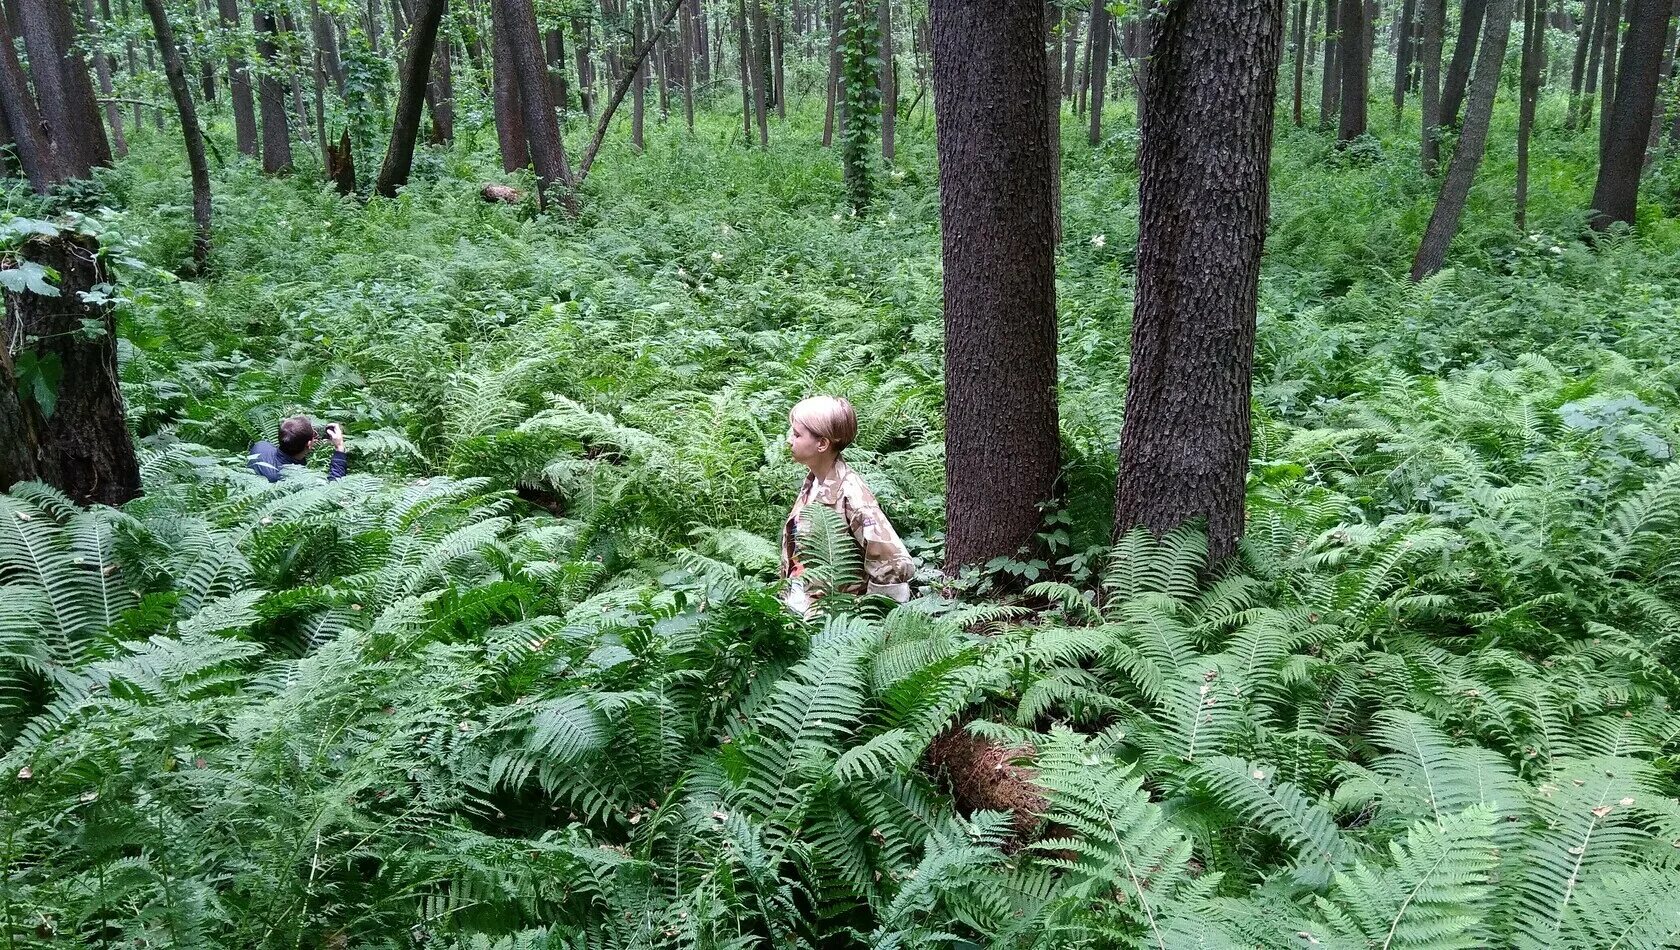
[278, 416, 316, 457]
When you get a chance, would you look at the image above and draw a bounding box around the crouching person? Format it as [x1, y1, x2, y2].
[248, 415, 349, 482]
[779, 396, 915, 617]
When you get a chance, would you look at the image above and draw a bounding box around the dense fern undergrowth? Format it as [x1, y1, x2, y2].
[5, 90, 1680, 948]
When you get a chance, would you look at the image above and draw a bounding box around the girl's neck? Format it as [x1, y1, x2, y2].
[804, 454, 840, 483]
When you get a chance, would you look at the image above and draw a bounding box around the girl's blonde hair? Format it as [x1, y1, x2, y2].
[789, 396, 858, 452]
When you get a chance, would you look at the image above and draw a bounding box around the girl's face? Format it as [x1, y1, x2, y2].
[786, 415, 831, 466]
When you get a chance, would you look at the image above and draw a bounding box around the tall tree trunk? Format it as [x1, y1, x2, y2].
[838, 0, 878, 207]
[573, 16, 595, 118]
[375, 0, 446, 196]
[823, 0, 840, 145]
[1646, 0, 1678, 163]
[878, 0, 893, 157]
[1567, 0, 1601, 126]
[368, 0, 384, 50]
[1440, 0, 1487, 126]
[1517, 0, 1539, 229]
[1579, 0, 1610, 125]
[284, 11, 312, 140]
[931, 0, 1059, 572]
[1412, 0, 1512, 278]
[1320, 0, 1341, 125]
[493, 14, 528, 170]
[1088, 0, 1111, 144]
[772, 1, 785, 118]
[1062, 7, 1081, 96]
[690, 0, 708, 82]
[140, 0, 211, 272]
[1589, 0, 1668, 226]
[254, 9, 294, 173]
[16, 0, 112, 176]
[737, 0, 753, 140]
[655, 7, 671, 118]
[1337, 0, 1367, 139]
[121, 0, 143, 130]
[0, 234, 142, 507]
[1115, 0, 1285, 566]
[316, 1, 346, 91]
[428, 18, 455, 143]
[632, 0, 646, 147]
[217, 0, 257, 156]
[545, 28, 567, 118]
[1292, 0, 1308, 124]
[1046, 0, 1061, 245]
[1420, 0, 1445, 169]
[1393, 0, 1417, 115]
[0, 8, 54, 190]
[680, 0, 694, 128]
[750, 0, 770, 146]
[1596, 0, 1623, 143]
[492, 0, 578, 210]
[82, 0, 127, 158]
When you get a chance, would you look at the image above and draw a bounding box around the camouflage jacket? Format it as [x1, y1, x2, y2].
[779, 460, 914, 602]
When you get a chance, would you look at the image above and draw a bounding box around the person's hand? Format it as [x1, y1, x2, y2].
[325, 422, 346, 451]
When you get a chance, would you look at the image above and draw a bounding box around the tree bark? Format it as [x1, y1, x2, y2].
[1393, 0, 1417, 115]
[254, 8, 294, 173]
[878, 0, 894, 157]
[0, 8, 53, 190]
[492, 2, 528, 170]
[375, 0, 447, 197]
[491, 0, 577, 211]
[1646, 0, 1678, 163]
[140, 0, 212, 272]
[931, 0, 1059, 572]
[1320, 0, 1341, 125]
[0, 234, 142, 507]
[632, 0, 646, 148]
[737, 0, 752, 140]
[1568, 0, 1601, 126]
[1420, 0, 1445, 169]
[82, 0, 127, 158]
[1116, 0, 1283, 566]
[1062, 6, 1081, 96]
[1589, 0, 1669, 227]
[750, 0, 770, 146]
[1047, 0, 1061, 245]
[680, 0, 694, 128]
[574, 0, 686, 182]
[1088, 0, 1111, 144]
[772, 1, 785, 118]
[1440, 0, 1487, 126]
[216, 0, 257, 156]
[574, 16, 596, 118]
[1597, 0, 1623, 144]
[16, 0, 111, 177]
[312, 0, 345, 94]
[1292, 0, 1308, 124]
[823, 0, 840, 145]
[1517, 0, 1539, 229]
[427, 16, 455, 144]
[1337, 0, 1367, 139]
[1412, 0, 1512, 278]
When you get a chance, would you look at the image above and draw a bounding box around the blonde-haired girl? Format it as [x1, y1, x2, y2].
[780, 396, 915, 616]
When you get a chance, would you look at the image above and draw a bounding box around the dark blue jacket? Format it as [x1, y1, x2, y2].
[248, 441, 348, 483]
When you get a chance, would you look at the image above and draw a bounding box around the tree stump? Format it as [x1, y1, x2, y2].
[0, 231, 141, 506]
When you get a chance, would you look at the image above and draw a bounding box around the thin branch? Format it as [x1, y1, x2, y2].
[575, 0, 686, 185]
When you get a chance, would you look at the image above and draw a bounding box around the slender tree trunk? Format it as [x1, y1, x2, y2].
[1420, 0, 1445, 170]
[254, 9, 294, 173]
[574, 0, 684, 180]
[737, 0, 753, 140]
[1412, 0, 1513, 278]
[216, 0, 257, 156]
[690, 0, 708, 82]
[121, 0, 143, 130]
[1646, 0, 1678, 163]
[1393, 0, 1417, 115]
[772, 2, 785, 118]
[313, 0, 345, 93]
[1062, 7, 1081, 96]
[0, 8, 54, 190]
[428, 18, 454, 143]
[655, 8, 670, 119]
[1115, 0, 1284, 566]
[1320, 0, 1341, 125]
[1075, 13, 1092, 115]
[1088, 0, 1111, 144]
[82, 0, 127, 158]
[375, 0, 447, 196]
[1568, 0, 1601, 125]
[931, 0, 1058, 572]
[1047, 0, 1061, 245]
[823, 0, 840, 144]
[492, 0, 578, 210]
[16, 0, 112, 176]
[1337, 0, 1368, 138]
[1440, 0, 1487, 125]
[545, 28, 567, 117]
[1292, 0, 1308, 124]
[1308, 0, 1320, 69]
[1589, 0, 1669, 226]
[0, 234, 141, 507]
[574, 16, 596, 118]
[1580, 0, 1609, 125]
[493, 10, 527, 168]
[681, 0, 694, 128]
[368, 0, 384, 50]
[140, 0, 211, 271]
[1517, 0, 1539, 229]
[632, 0, 646, 147]
[750, 0, 770, 145]
[878, 0, 893, 157]
[1597, 0, 1623, 145]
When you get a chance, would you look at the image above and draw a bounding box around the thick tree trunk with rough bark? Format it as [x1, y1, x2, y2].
[492, 0, 577, 211]
[17, 0, 111, 177]
[0, 234, 141, 507]
[1393, 0, 1417, 114]
[1337, 0, 1367, 139]
[750, 0, 770, 146]
[426, 15, 454, 143]
[1320, 0, 1341, 125]
[217, 0, 258, 156]
[254, 9, 294, 173]
[141, 0, 212, 271]
[632, 0, 646, 148]
[1589, 0, 1669, 227]
[1440, 0, 1487, 126]
[931, 0, 1059, 571]
[1115, 0, 1284, 567]
[493, 8, 528, 169]
[1420, 0, 1445, 168]
[375, 0, 447, 197]
[0, 10, 53, 190]
[1412, 0, 1512, 278]
[1088, 0, 1111, 144]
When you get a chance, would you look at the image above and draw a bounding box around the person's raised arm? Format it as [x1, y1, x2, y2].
[325, 423, 349, 481]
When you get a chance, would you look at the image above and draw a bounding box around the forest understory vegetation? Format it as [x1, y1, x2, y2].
[5, 80, 1680, 947]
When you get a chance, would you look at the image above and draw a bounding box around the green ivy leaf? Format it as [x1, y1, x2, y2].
[0, 261, 60, 297]
[14, 351, 62, 418]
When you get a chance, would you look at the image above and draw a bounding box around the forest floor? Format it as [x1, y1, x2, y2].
[5, 99, 1680, 946]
